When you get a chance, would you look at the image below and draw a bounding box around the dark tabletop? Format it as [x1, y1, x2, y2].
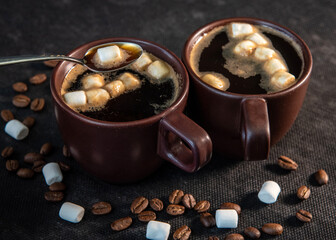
[0, 0, 335, 239]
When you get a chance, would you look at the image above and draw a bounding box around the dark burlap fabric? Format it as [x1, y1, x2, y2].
[0, 0, 335, 239]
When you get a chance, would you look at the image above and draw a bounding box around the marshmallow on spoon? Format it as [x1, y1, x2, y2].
[201, 73, 230, 91]
[81, 74, 105, 90]
[233, 40, 257, 57]
[258, 180, 281, 204]
[269, 71, 296, 91]
[118, 72, 141, 90]
[215, 209, 238, 228]
[254, 47, 276, 61]
[59, 202, 85, 223]
[230, 23, 255, 38]
[263, 58, 287, 75]
[246, 32, 269, 45]
[63, 91, 87, 107]
[104, 80, 126, 98]
[132, 52, 153, 71]
[147, 60, 170, 80]
[42, 162, 63, 186]
[93, 45, 123, 68]
[86, 88, 110, 106]
[146, 221, 171, 240]
[5, 119, 29, 140]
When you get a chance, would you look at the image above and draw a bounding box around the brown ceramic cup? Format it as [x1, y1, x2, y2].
[51, 38, 212, 183]
[182, 18, 312, 161]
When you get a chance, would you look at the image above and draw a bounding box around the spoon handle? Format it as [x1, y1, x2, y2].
[0, 55, 84, 66]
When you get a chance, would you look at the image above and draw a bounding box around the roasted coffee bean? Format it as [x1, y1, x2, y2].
[208, 237, 219, 240]
[32, 160, 46, 173]
[277, 155, 298, 170]
[261, 223, 283, 235]
[44, 60, 59, 68]
[24, 152, 44, 164]
[12, 95, 31, 108]
[30, 98, 45, 111]
[169, 189, 184, 204]
[314, 169, 328, 185]
[296, 209, 312, 223]
[194, 200, 210, 213]
[49, 182, 66, 192]
[182, 194, 196, 209]
[5, 159, 19, 172]
[297, 186, 311, 200]
[244, 227, 261, 239]
[1, 146, 14, 158]
[16, 168, 34, 178]
[58, 161, 71, 172]
[220, 202, 241, 214]
[173, 225, 191, 240]
[225, 233, 244, 240]
[130, 196, 149, 214]
[200, 212, 216, 228]
[92, 201, 112, 215]
[166, 204, 185, 215]
[40, 142, 52, 155]
[137, 210, 156, 222]
[22, 116, 35, 128]
[150, 198, 164, 211]
[1, 109, 14, 122]
[29, 73, 47, 85]
[111, 217, 132, 231]
[63, 145, 71, 157]
[12, 82, 28, 93]
[44, 191, 64, 202]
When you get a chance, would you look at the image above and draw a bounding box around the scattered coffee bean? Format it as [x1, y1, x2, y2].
[297, 185, 311, 200]
[24, 152, 44, 164]
[225, 233, 244, 240]
[150, 198, 164, 211]
[16, 168, 34, 178]
[12, 82, 28, 93]
[44, 191, 64, 202]
[40, 142, 53, 155]
[138, 210, 156, 222]
[32, 160, 46, 173]
[261, 223, 283, 235]
[1, 109, 14, 122]
[58, 161, 71, 172]
[169, 189, 184, 204]
[29, 73, 47, 85]
[244, 227, 261, 239]
[111, 216, 132, 231]
[130, 196, 149, 214]
[30, 98, 45, 112]
[5, 159, 19, 172]
[166, 204, 185, 215]
[277, 155, 298, 170]
[296, 209, 312, 223]
[44, 60, 59, 68]
[49, 182, 66, 192]
[173, 225, 191, 240]
[200, 212, 216, 228]
[182, 193, 196, 209]
[63, 145, 71, 157]
[314, 169, 328, 185]
[22, 116, 35, 128]
[91, 201, 112, 215]
[194, 200, 210, 213]
[208, 237, 219, 240]
[12, 94, 31, 108]
[1, 146, 14, 158]
[220, 202, 241, 214]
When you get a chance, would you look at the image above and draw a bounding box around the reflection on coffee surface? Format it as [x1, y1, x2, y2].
[61, 50, 180, 122]
[190, 22, 303, 94]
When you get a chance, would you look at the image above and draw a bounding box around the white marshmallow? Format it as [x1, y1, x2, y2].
[201, 73, 230, 91]
[230, 23, 255, 38]
[263, 58, 287, 75]
[59, 202, 85, 223]
[42, 162, 63, 186]
[104, 80, 126, 98]
[86, 88, 110, 106]
[254, 47, 276, 61]
[215, 209, 238, 228]
[147, 60, 170, 80]
[81, 74, 105, 90]
[118, 72, 141, 90]
[5, 120, 29, 140]
[233, 40, 257, 57]
[146, 221, 171, 240]
[63, 91, 87, 107]
[258, 180, 281, 204]
[94, 45, 122, 67]
[246, 33, 269, 45]
[132, 52, 153, 71]
[270, 71, 296, 91]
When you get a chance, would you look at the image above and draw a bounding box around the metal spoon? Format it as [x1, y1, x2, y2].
[0, 42, 143, 73]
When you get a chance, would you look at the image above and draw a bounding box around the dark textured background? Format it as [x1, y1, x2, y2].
[0, 0, 335, 239]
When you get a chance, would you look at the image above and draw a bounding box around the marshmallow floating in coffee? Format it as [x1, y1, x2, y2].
[81, 74, 105, 90]
[147, 60, 170, 80]
[59, 202, 85, 223]
[42, 162, 63, 186]
[270, 71, 296, 91]
[92, 45, 123, 68]
[254, 47, 276, 61]
[146, 220, 171, 240]
[246, 32, 269, 46]
[201, 73, 230, 91]
[258, 180, 281, 204]
[215, 209, 238, 228]
[104, 80, 126, 98]
[118, 72, 141, 90]
[233, 40, 257, 57]
[63, 91, 87, 107]
[263, 58, 287, 75]
[132, 52, 153, 71]
[230, 23, 255, 38]
[5, 119, 29, 140]
[86, 88, 110, 106]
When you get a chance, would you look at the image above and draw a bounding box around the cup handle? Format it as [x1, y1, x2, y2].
[241, 98, 270, 161]
[157, 112, 212, 172]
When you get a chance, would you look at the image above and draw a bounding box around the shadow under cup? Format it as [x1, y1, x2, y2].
[51, 38, 212, 183]
[182, 18, 313, 161]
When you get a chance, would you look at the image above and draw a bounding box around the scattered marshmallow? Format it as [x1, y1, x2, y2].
[59, 202, 85, 223]
[81, 74, 105, 90]
[146, 220, 171, 240]
[215, 209, 238, 228]
[230, 23, 255, 38]
[147, 60, 170, 80]
[233, 40, 257, 57]
[254, 47, 276, 61]
[86, 88, 110, 106]
[246, 32, 269, 45]
[63, 91, 87, 107]
[263, 58, 287, 75]
[93, 45, 122, 68]
[132, 52, 153, 71]
[258, 180, 281, 204]
[270, 71, 296, 91]
[4, 119, 29, 140]
[104, 80, 126, 98]
[201, 73, 230, 91]
[42, 162, 63, 186]
[118, 72, 141, 90]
